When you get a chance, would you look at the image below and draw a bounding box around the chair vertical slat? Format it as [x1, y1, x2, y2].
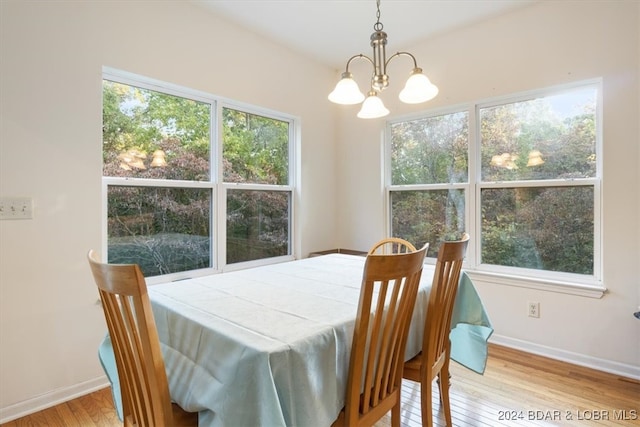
[100, 291, 134, 420]
[388, 281, 414, 393]
[371, 279, 398, 408]
[125, 295, 154, 426]
[377, 278, 403, 400]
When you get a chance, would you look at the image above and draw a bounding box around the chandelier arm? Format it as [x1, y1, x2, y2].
[384, 51, 419, 72]
[344, 54, 375, 73]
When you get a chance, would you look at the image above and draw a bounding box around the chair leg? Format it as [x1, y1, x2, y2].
[421, 379, 433, 427]
[435, 373, 453, 404]
[438, 364, 453, 427]
[391, 400, 401, 427]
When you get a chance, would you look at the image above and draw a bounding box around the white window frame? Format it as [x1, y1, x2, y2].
[101, 67, 297, 284]
[216, 100, 297, 273]
[386, 79, 604, 297]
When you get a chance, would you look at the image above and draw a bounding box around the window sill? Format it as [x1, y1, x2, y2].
[308, 248, 367, 257]
[465, 270, 606, 298]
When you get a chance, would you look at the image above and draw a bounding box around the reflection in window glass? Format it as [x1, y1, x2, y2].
[390, 112, 468, 185]
[481, 186, 594, 274]
[102, 80, 210, 181]
[223, 108, 289, 185]
[227, 190, 290, 264]
[103, 73, 297, 276]
[390, 189, 466, 257]
[480, 87, 597, 182]
[388, 82, 599, 278]
[107, 186, 212, 276]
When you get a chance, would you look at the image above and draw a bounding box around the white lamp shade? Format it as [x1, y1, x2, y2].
[357, 93, 390, 119]
[328, 74, 365, 105]
[399, 71, 439, 104]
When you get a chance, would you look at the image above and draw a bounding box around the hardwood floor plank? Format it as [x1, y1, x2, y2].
[53, 403, 82, 426]
[2, 344, 638, 427]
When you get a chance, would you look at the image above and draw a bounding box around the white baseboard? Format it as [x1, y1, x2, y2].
[490, 334, 640, 380]
[0, 376, 110, 424]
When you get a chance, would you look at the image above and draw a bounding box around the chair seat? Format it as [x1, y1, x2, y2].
[404, 352, 422, 369]
[402, 352, 422, 382]
[171, 403, 198, 426]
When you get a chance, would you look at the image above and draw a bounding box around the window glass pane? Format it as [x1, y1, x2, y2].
[481, 186, 593, 274]
[480, 87, 597, 182]
[107, 186, 212, 276]
[390, 189, 466, 257]
[223, 108, 289, 185]
[390, 111, 468, 185]
[227, 190, 290, 264]
[103, 80, 210, 181]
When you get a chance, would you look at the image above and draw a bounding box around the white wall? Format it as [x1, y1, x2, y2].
[0, 1, 339, 420]
[336, 1, 640, 375]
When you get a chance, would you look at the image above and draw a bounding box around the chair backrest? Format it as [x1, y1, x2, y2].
[422, 234, 470, 370]
[368, 237, 417, 255]
[343, 243, 428, 425]
[87, 250, 175, 427]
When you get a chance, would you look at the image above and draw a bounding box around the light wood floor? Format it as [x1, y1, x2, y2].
[3, 344, 638, 426]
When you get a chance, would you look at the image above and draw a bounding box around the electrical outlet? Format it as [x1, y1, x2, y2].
[0, 197, 33, 220]
[528, 302, 540, 318]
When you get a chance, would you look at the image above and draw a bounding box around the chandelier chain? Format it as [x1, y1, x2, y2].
[374, 0, 383, 31]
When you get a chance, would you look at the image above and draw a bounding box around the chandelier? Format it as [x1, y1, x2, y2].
[328, 0, 439, 119]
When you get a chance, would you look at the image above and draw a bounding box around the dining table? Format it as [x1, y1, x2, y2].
[99, 253, 493, 427]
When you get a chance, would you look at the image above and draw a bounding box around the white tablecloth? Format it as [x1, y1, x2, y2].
[102, 254, 492, 426]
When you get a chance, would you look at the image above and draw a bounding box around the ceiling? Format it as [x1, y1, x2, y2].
[193, 0, 537, 69]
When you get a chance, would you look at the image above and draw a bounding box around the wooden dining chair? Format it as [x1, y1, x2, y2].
[402, 233, 470, 427]
[368, 237, 417, 255]
[333, 242, 428, 427]
[87, 250, 197, 427]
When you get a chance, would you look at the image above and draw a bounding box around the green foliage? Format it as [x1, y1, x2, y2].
[102, 81, 165, 156]
[391, 112, 468, 185]
[103, 81, 291, 272]
[222, 108, 289, 185]
[481, 94, 596, 182]
[392, 87, 597, 274]
[391, 189, 465, 257]
[481, 187, 593, 274]
[221, 108, 291, 263]
[226, 190, 289, 263]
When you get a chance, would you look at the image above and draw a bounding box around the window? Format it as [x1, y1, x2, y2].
[222, 108, 292, 264]
[102, 69, 295, 280]
[389, 111, 468, 258]
[388, 81, 601, 289]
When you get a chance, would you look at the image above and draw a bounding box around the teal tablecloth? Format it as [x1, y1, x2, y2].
[98, 334, 122, 420]
[98, 254, 492, 426]
[450, 271, 494, 374]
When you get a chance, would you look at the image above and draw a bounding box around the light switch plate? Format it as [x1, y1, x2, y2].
[0, 197, 33, 220]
